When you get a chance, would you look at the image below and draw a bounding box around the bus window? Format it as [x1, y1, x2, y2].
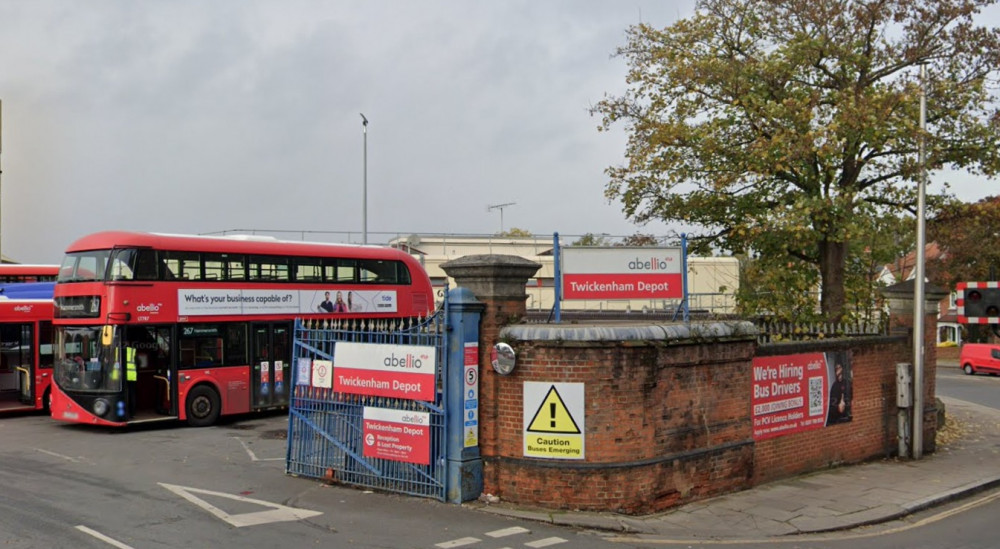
[59, 251, 110, 282]
[133, 250, 160, 280]
[325, 259, 356, 283]
[164, 251, 201, 281]
[225, 254, 246, 281]
[249, 256, 289, 282]
[0, 323, 31, 373]
[225, 324, 248, 366]
[39, 321, 54, 370]
[204, 253, 247, 281]
[295, 258, 323, 283]
[359, 259, 408, 284]
[178, 324, 247, 368]
[110, 249, 160, 281]
[127, 326, 172, 372]
[203, 254, 225, 281]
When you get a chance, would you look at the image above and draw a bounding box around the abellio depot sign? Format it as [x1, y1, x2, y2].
[561, 247, 683, 300]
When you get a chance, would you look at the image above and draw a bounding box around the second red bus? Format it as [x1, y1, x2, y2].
[0, 264, 59, 283]
[0, 297, 54, 413]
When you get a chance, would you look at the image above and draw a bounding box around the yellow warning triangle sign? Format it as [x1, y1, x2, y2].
[527, 386, 581, 434]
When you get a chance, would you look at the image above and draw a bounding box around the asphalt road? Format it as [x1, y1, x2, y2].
[936, 361, 1000, 410]
[4, 362, 998, 549]
[0, 411, 618, 549]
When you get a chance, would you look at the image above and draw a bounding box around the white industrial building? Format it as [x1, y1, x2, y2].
[387, 234, 739, 315]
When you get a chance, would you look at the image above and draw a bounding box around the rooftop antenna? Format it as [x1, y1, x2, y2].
[487, 202, 516, 233]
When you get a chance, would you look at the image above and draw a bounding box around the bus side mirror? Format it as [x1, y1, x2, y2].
[101, 325, 113, 346]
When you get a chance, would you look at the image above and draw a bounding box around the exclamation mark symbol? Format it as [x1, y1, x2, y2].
[550, 402, 556, 428]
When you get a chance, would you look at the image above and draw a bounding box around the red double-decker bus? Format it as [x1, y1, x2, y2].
[50, 231, 435, 427]
[0, 296, 54, 413]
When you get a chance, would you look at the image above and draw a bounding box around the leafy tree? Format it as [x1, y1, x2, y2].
[593, 0, 1000, 321]
[843, 210, 914, 323]
[927, 196, 1000, 286]
[496, 227, 533, 237]
[737, 255, 821, 322]
[570, 233, 615, 246]
[617, 233, 661, 247]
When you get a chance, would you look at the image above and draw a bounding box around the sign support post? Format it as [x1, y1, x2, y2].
[445, 287, 484, 503]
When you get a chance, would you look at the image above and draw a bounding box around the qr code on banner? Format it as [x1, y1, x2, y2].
[808, 376, 824, 416]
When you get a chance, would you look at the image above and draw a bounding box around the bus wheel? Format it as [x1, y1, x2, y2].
[42, 388, 51, 414]
[186, 385, 220, 427]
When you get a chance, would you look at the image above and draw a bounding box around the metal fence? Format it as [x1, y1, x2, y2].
[754, 319, 888, 344]
[285, 311, 449, 500]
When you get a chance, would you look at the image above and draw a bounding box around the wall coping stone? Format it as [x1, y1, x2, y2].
[501, 320, 757, 342]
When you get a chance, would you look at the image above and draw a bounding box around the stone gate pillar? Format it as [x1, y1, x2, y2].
[440, 254, 541, 496]
[882, 279, 950, 454]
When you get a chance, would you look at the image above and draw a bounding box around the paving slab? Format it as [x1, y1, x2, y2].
[474, 395, 1000, 540]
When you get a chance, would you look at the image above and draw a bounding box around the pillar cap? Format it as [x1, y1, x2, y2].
[881, 279, 950, 300]
[441, 254, 541, 301]
[441, 254, 542, 273]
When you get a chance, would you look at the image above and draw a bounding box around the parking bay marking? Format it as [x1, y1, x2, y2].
[75, 525, 135, 549]
[233, 436, 284, 461]
[159, 483, 322, 527]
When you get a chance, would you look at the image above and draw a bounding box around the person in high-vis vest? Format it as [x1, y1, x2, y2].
[126, 345, 137, 418]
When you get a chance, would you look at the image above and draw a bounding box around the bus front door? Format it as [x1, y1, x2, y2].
[251, 323, 291, 408]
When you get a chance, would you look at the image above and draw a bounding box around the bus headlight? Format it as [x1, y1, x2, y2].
[92, 399, 110, 417]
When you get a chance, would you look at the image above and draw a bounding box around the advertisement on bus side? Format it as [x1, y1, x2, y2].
[176, 289, 397, 316]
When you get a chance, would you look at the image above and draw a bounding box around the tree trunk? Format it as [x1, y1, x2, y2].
[819, 239, 847, 322]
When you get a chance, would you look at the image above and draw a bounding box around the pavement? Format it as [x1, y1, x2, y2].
[473, 361, 1000, 541]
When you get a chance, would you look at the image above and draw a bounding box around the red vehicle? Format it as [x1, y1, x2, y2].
[50, 231, 435, 427]
[0, 298, 54, 413]
[0, 264, 58, 283]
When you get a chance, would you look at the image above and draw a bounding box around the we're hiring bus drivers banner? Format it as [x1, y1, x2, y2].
[561, 247, 683, 300]
[751, 351, 853, 441]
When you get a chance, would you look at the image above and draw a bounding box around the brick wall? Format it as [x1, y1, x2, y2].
[486, 329, 913, 513]
[752, 337, 908, 484]
[483, 336, 756, 514]
[446, 256, 937, 515]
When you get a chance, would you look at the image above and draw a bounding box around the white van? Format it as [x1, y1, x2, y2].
[959, 343, 1000, 375]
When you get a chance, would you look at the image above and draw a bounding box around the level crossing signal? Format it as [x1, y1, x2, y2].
[957, 281, 1000, 324]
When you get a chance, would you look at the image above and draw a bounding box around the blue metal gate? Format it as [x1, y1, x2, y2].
[285, 308, 448, 500]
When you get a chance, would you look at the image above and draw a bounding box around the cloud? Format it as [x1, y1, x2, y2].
[0, 0, 992, 263]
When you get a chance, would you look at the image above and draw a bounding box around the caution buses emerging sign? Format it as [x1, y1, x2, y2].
[522, 382, 585, 460]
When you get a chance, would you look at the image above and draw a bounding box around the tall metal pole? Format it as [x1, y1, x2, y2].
[912, 64, 927, 459]
[0, 99, 4, 264]
[360, 113, 368, 245]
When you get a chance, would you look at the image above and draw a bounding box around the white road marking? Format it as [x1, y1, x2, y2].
[75, 525, 135, 549]
[233, 436, 283, 461]
[525, 537, 568, 548]
[36, 448, 80, 462]
[486, 526, 531, 537]
[434, 537, 481, 548]
[159, 482, 321, 527]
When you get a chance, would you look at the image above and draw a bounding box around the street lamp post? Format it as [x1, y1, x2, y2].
[912, 65, 928, 459]
[0, 99, 4, 263]
[360, 113, 368, 245]
[0, 98, 4, 264]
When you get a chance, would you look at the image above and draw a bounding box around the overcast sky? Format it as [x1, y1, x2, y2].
[0, 1, 995, 264]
